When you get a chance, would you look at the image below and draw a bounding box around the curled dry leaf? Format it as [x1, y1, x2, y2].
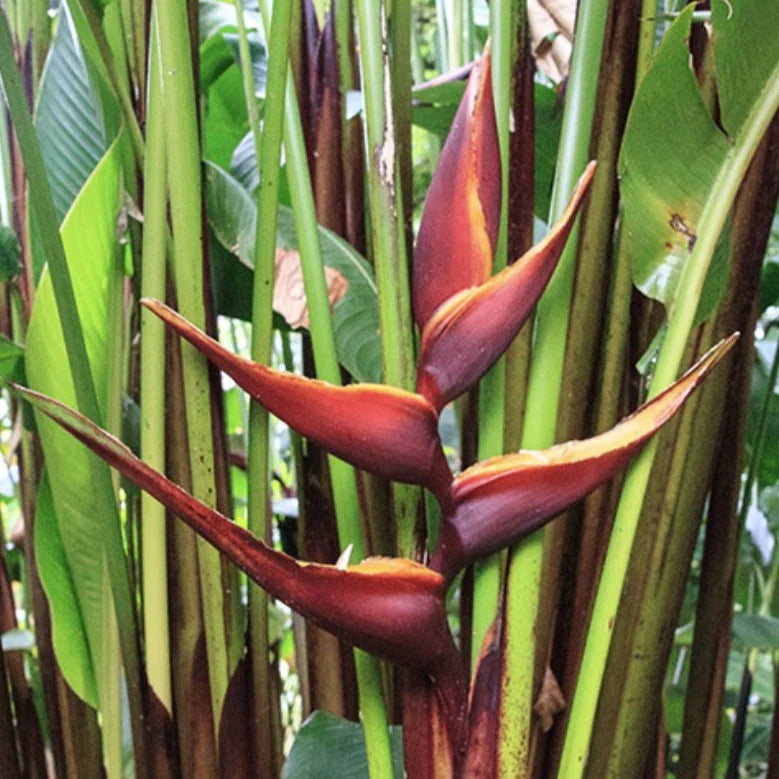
[533, 666, 567, 733]
[527, 0, 573, 83]
[273, 248, 348, 330]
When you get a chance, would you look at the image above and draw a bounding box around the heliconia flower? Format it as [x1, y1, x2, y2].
[429, 334, 738, 581]
[413, 44, 500, 330]
[416, 162, 597, 412]
[142, 299, 453, 501]
[16, 385, 460, 675]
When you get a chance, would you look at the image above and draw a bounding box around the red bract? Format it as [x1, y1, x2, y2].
[413, 45, 500, 329]
[143, 299, 453, 501]
[429, 334, 738, 581]
[16, 386, 460, 677]
[416, 162, 596, 412]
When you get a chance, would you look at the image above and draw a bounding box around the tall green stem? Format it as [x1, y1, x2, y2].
[256, 1, 394, 774]
[353, 0, 415, 392]
[354, 0, 419, 559]
[559, 60, 779, 779]
[235, 0, 292, 770]
[140, 11, 171, 713]
[155, 0, 232, 730]
[469, 0, 518, 664]
[498, 1, 609, 772]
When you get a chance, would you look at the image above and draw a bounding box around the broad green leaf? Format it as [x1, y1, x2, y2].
[34, 0, 109, 221]
[200, 25, 267, 97]
[282, 711, 404, 779]
[230, 131, 259, 193]
[205, 67, 249, 169]
[747, 354, 779, 488]
[726, 650, 775, 702]
[731, 613, 779, 651]
[34, 475, 98, 707]
[620, 1, 779, 323]
[204, 162, 383, 383]
[533, 82, 563, 222]
[199, 0, 267, 97]
[26, 132, 125, 711]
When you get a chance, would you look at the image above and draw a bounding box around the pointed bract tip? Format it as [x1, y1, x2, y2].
[429, 333, 736, 579]
[416, 162, 597, 411]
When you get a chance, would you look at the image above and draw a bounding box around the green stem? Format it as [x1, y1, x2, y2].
[256, 1, 394, 774]
[156, 0, 232, 730]
[559, 58, 779, 779]
[140, 11, 171, 712]
[470, 0, 517, 663]
[75, 0, 145, 166]
[236, 0, 291, 769]
[499, 0, 609, 771]
[636, 0, 658, 84]
[355, 0, 419, 559]
[353, 0, 415, 391]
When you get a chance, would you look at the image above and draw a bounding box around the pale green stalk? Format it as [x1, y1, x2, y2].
[559, 63, 779, 779]
[75, 0, 145, 165]
[353, 0, 415, 392]
[470, 0, 516, 664]
[257, 0, 393, 774]
[235, 0, 291, 769]
[354, 0, 419, 559]
[499, 1, 609, 772]
[140, 11, 171, 712]
[156, 0, 232, 729]
[636, 0, 658, 85]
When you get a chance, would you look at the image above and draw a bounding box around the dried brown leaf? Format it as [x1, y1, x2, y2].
[272, 248, 347, 330]
[533, 666, 567, 733]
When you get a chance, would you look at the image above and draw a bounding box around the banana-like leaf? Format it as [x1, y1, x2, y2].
[25, 133, 125, 711]
[143, 299, 453, 500]
[416, 162, 595, 411]
[430, 335, 737, 579]
[16, 386, 458, 675]
[413, 46, 500, 329]
[205, 161, 382, 383]
[34, 0, 113, 222]
[621, 0, 779, 322]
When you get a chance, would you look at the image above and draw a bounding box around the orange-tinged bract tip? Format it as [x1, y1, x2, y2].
[416, 162, 596, 412]
[413, 44, 500, 330]
[430, 334, 738, 580]
[142, 299, 453, 501]
[16, 385, 458, 674]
